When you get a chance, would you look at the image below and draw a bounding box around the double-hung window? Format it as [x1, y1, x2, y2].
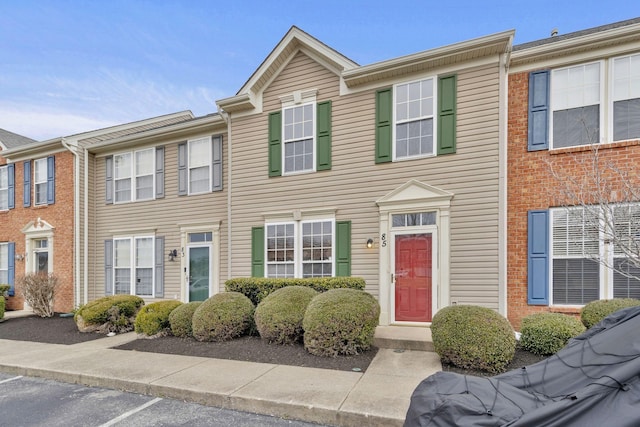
[188, 137, 211, 193]
[34, 158, 48, 205]
[177, 135, 223, 195]
[113, 236, 155, 296]
[113, 148, 154, 203]
[283, 103, 315, 173]
[551, 63, 602, 149]
[0, 243, 8, 285]
[548, 204, 640, 305]
[394, 78, 435, 159]
[0, 166, 9, 210]
[266, 220, 334, 278]
[612, 53, 640, 141]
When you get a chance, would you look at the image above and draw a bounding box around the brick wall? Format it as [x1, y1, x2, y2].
[0, 150, 75, 313]
[507, 72, 640, 330]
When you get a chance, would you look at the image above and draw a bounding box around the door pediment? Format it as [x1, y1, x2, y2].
[376, 180, 453, 210]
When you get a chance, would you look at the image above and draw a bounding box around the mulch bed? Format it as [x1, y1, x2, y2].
[0, 314, 377, 372]
[442, 345, 547, 377]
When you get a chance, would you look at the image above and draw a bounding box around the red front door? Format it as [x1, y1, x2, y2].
[395, 233, 432, 322]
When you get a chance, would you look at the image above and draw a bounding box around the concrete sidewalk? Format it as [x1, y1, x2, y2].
[0, 329, 441, 427]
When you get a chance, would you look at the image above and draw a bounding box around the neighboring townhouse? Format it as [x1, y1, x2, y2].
[507, 18, 640, 328]
[0, 112, 195, 313]
[85, 114, 227, 304]
[216, 26, 513, 325]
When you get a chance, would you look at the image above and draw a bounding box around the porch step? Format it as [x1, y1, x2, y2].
[374, 325, 435, 352]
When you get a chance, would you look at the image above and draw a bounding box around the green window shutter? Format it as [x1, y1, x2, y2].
[316, 101, 332, 171]
[268, 112, 282, 177]
[335, 221, 351, 277]
[251, 226, 265, 277]
[437, 75, 457, 155]
[375, 89, 393, 163]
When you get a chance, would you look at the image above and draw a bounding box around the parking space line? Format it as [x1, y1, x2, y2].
[98, 397, 163, 427]
[0, 376, 23, 384]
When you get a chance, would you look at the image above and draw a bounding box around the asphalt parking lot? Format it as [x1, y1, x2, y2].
[0, 373, 327, 427]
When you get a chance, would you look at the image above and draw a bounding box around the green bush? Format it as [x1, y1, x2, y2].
[225, 277, 366, 305]
[255, 286, 318, 345]
[169, 301, 202, 338]
[134, 300, 183, 337]
[0, 285, 10, 297]
[520, 313, 585, 356]
[303, 288, 380, 357]
[192, 292, 255, 342]
[432, 305, 516, 374]
[0, 295, 4, 320]
[581, 298, 640, 329]
[74, 295, 145, 333]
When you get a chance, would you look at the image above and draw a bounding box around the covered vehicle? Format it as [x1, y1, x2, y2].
[405, 306, 640, 426]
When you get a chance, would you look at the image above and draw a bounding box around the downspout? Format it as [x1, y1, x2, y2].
[60, 137, 81, 308]
[498, 43, 512, 318]
[222, 110, 233, 281]
[84, 146, 89, 305]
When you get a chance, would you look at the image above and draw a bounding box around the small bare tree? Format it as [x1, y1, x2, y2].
[546, 145, 640, 283]
[18, 273, 59, 317]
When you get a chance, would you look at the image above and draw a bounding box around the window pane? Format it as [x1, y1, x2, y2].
[396, 118, 433, 158]
[552, 258, 599, 305]
[136, 238, 153, 267]
[266, 223, 295, 278]
[0, 167, 7, 189]
[190, 166, 210, 193]
[0, 244, 7, 269]
[189, 138, 210, 168]
[115, 269, 131, 294]
[553, 105, 599, 148]
[135, 149, 154, 176]
[284, 139, 313, 173]
[135, 268, 153, 296]
[35, 183, 47, 205]
[613, 258, 640, 299]
[613, 99, 640, 141]
[302, 220, 332, 277]
[189, 232, 212, 243]
[114, 240, 131, 267]
[34, 158, 47, 183]
[136, 175, 153, 200]
[114, 154, 131, 179]
[115, 178, 132, 203]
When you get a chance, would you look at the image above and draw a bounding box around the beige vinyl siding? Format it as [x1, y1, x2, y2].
[229, 51, 502, 309]
[87, 132, 228, 302]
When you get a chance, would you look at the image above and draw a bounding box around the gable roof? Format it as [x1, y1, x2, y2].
[217, 26, 358, 113]
[511, 17, 640, 67]
[0, 128, 37, 150]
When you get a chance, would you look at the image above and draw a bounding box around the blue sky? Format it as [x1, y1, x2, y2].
[1, 1, 637, 141]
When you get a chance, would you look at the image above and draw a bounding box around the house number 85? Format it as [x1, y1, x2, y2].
[381, 233, 387, 247]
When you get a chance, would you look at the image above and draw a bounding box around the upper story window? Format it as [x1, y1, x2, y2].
[376, 75, 457, 163]
[23, 157, 55, 207]
[106, 146, 164, 204]
[113, 148, 154, 203]
[177, 136, 223, 196]
[267, 89, 332, 177]
[528, 53, 640, 151]
[0, 165, 10, 211]
[612, 53, 640, 141]
[283, 103, 315, 173]
[34, 158, 48, 205]
[394, 78, 435, 159]
[551, 62, 602, 149]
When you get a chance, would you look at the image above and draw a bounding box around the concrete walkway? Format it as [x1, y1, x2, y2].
[0, 317, 441, 427]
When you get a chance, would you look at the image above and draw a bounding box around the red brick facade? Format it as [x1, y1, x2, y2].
[507, 71, 640, 329]
[0, 150, 75, 313]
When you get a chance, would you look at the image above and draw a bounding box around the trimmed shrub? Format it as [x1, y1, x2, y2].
[0, 295, 4, 319]
[17, 273, 59, 317]
[255, 286, 318, 344]
[134, 300, 183, 337]
[303, 288, 380, 357]
[581, 298, 640, 329]
[225, 277, 366, 305]
[169, 301, 202, 338]
[0, 285, 9, 297]
[520, 313, 585, 356]
[74, 295, 145, 334]
[432, 305, 515, 374]
[192, 292, 255, 342]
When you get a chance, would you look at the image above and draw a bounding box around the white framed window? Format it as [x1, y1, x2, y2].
[188, 137, 211, 194]
[0, 243, 8, 285]
[550, 62, 602, 149]
[0, 166, 8, 211]
[113, 236, 155, 296]
[611, 53, 640, 142]
[283, 103, 315, 174]
[34, 158, 48, 205]
[394, 77, 436, 159]
[33, 238, 49, 274]
[550, 204, 640, 305]
[113, 148, 155, 203]
[266, 219, 334, 278]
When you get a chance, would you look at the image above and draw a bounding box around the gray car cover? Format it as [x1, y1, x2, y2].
[404, 306, 640, 426]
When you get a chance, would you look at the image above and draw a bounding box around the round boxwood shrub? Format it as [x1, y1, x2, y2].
[432, 305, 516, 374]
[303, 288, 380, 357]
[192, 292, 255, 342]
[134, 300, 183, 337]
[520, 312, 585, 356]
[169, 301, 202, 338]
[255, 286, 318, 344]
[0, 295, 4, 320]
[581, 298, 640, 329]
[74, 295, 145, 333]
